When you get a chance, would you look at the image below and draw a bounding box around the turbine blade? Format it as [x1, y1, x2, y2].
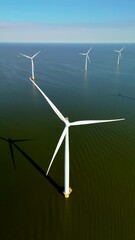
[79, 53, 86, 56]
[120, 47, 124, 52]
[46, 127, 67, 175]
[70, 118, 125, 126]
[32, 51, 40, 59]
[87, 47, 92, 54]
[0, 137, 8, 142]
[87, 55, 91, 63]
[29, 78, 66, 124]
[20, 53, 31, 59]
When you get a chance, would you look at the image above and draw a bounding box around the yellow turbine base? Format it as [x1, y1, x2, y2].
[63, 187, 72, 199]
[31, 77, 35, 81]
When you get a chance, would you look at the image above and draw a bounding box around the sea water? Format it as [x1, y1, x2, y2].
[0, 43, 135, 240]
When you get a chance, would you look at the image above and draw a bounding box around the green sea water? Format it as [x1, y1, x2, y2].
[0, 43, 135, 240]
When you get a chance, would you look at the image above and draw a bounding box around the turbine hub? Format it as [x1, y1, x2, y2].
[65, 117, 70, 127]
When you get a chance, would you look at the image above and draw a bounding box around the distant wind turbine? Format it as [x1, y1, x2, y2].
[79, 47, 92, 71]
[114, 47, 124, 65]
[28, 77, 125, 199]
[20, 51, 40, 80]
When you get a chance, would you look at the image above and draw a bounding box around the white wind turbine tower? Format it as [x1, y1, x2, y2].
[114, 47, 124, 65]
[28, 77, 124, 199]
[20, 51, 40, 80]
[79, 47, 92, 71]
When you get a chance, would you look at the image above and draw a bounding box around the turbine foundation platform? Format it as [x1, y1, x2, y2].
[63, 187, 72, 199]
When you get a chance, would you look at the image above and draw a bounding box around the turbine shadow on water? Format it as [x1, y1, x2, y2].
[0, 137, 63, 195]
[118, 93, 135, 101]
[0, 137, 17, 170]
[114, 65, 135, 100]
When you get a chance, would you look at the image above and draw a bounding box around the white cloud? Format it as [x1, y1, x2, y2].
[0, 21, 135, 43]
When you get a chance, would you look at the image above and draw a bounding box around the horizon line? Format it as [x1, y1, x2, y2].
[0, 41, 135, 44]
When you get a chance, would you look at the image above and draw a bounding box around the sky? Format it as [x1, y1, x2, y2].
[0, 0, 135, 43]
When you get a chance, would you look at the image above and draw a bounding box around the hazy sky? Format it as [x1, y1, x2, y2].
[0, 0, 135, 43]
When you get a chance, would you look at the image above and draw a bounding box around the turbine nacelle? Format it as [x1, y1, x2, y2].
[65, 117, 70, 127]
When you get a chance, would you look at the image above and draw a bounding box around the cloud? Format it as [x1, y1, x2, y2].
[0, 21, 135, 43]
[0, 22, 18, 28]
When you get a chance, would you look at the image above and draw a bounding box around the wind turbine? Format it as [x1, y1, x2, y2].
[114, 47, 124, 65]
[79, 47, 92, 71]
[20, 51, 40, 80]
[28, 77, 125, 198]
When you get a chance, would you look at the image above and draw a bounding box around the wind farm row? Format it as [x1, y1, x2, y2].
[80, 47, 124, 71]
[18, 46, 125, 199]
[19, 46, 125, 80]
